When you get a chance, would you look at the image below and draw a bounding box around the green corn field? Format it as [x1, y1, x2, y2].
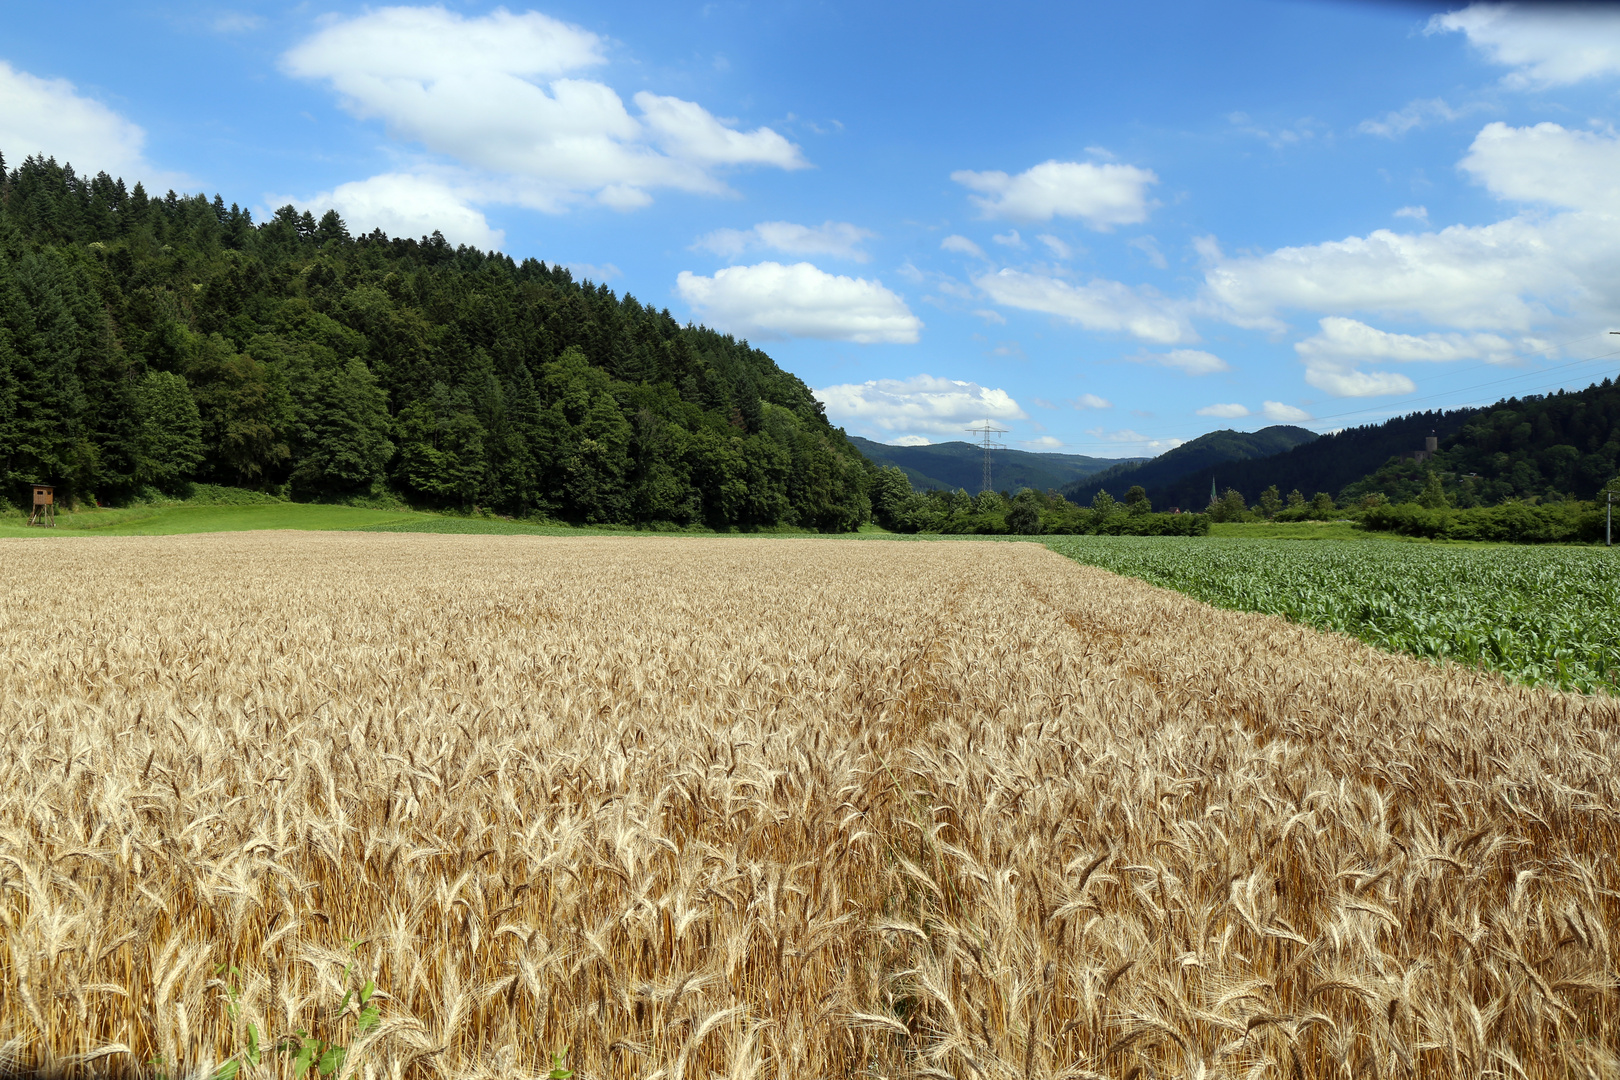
[1047, 536, 1620, 694]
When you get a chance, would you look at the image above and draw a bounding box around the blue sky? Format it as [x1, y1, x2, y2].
[6, 2, 1620, 456]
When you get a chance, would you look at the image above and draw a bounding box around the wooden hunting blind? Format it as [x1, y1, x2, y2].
[28, 484, 55, 527]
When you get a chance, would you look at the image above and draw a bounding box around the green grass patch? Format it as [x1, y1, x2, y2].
[1208, 520, 1507, 543]
[0, 502, 433, 536]
[0, 500, 888, 539]
[1209, 520, 1378, 541]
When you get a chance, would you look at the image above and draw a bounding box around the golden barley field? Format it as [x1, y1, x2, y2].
[0, 532, 1616, 1080]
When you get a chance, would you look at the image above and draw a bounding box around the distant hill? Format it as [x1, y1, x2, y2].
[1061, 426, 1319, 508]
[848, 436, 1137, 493]
[1152, 409, 1476, 510]
[1341, 378, 1620, 505]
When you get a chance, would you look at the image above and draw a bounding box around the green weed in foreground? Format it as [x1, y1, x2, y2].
[1046, 535, 1620, 694]
[211, 941, 382, 1080]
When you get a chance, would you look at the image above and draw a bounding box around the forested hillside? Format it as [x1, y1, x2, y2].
[0, 153, 870, 529]
[848, 436, 1128, 493]
[1061, 425, 1317, 507]
[1150, 379, 1620, 513]
[1149, 408, 1474, 510]
[1341, 379, 1620, 506]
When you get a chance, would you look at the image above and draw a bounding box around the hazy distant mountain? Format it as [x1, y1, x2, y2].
[1060, 426, 1319, 508]
[849, 436, 1139, 493]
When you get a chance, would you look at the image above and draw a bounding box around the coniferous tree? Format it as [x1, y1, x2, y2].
[0, 152, 873, 526]
[133, 370, 205, 490]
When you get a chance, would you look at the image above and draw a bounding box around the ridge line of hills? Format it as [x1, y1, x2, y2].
[854, 377, 1620, 511]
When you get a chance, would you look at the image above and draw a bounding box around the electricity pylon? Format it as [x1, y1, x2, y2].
[965, 420, 1009, 492]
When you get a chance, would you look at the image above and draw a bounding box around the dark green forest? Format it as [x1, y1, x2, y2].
[1060, 425, 1318, 507]
[0, 153, 871, 530]
[1142, 408, 1473, 512]
[1340, 380, 1620, 506]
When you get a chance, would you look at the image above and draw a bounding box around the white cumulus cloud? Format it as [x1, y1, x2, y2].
[0, 60, 163, 182]
[1297, 316, 1517, 366]
[284, 172, 505, 249]
[282, 6, 804, 214]
[1204, 121, 1620, 339]
[975, 268, 1193, 344]
[1023, 436, 1065, 449]
[1262, 401, 1313, 422]
[677, 262, 921, 344]
[1430, 3, 1620, 88]
[1460, 121, 1620, 212]
[951, 159, 1158, 229]
[1196, 403, 1250, 418]
[814, 374, 1026, 437]
[1304, 364, 1416, 398]
[695, 221, 873, 261]
[1202, 214, 1583, 333]
[1074, 393, 1112, 410]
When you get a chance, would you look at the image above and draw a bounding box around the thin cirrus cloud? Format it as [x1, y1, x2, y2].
[974, 269, 1194, 344]
[280, 6, 806, 228]
[1357, 97, 1469, 139]
[676, 262, 922, 344]
[1136, 349, 1229, 375]
[1037, 234, 1073, 259]
[694, 221, 874, 262]
[1261, 401, 1312, 422]
[1085, 428, 1185, 452]
[813, 374, 1026, 437]
[1195, 401, 1311, 421]
[951, 159, 1158, 230]
[1429, 2, 1620, 88]
[941, 235, 985, 257]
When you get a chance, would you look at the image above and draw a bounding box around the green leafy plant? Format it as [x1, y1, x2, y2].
[276, 939, 382, 1079]
[210, 964, 260, 1080]
[547, 1046, 573, 1080]
[211, 940, 382, 1080]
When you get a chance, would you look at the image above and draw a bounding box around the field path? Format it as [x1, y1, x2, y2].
[0, 533, 1615, 1079]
